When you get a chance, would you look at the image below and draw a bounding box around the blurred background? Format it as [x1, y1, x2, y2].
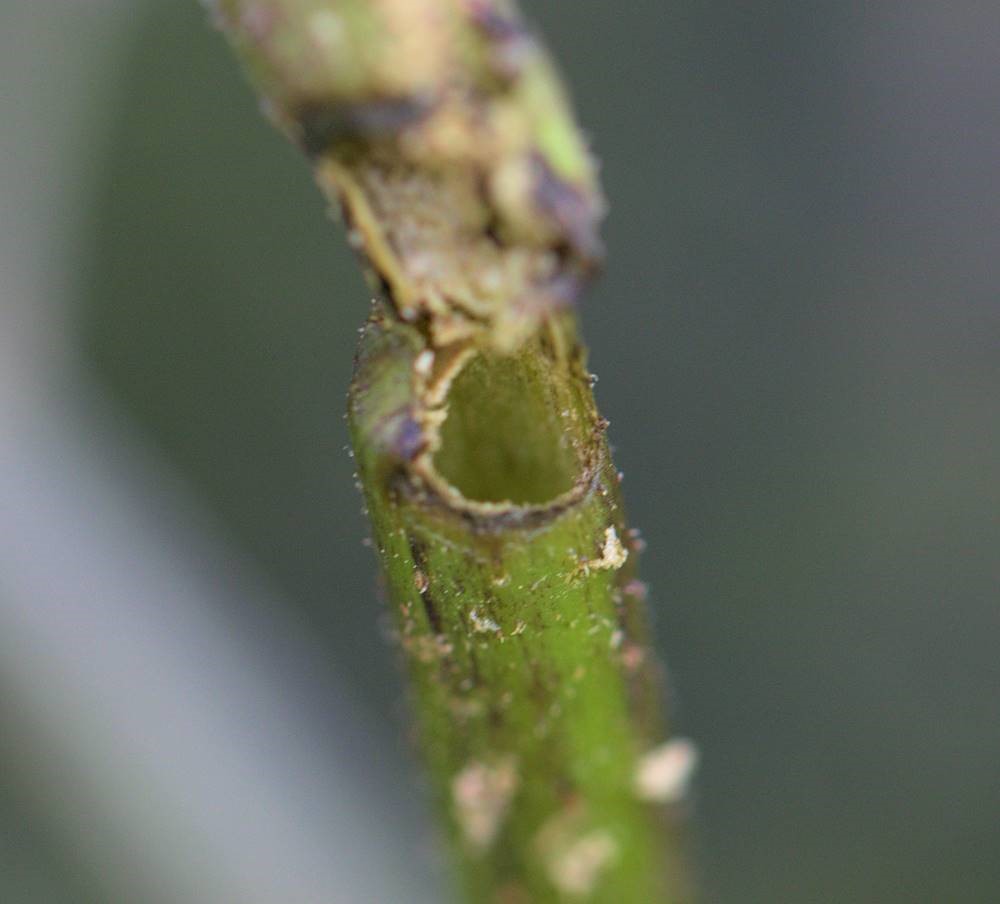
[2, 1, 998, 901]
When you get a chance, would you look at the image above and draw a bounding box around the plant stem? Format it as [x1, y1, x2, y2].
[206, 1, 693, 900]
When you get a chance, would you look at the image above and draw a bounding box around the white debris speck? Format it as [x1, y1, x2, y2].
[634, 738, 699, 803]
[599, 527, 628, 569]
[609, 629, 624, 650]
[546, 831, 618, 896]
[309, 10, 344, 50]
[452, 757, 519, 851]
[578, 527, 629, 576]
[401, 633, 453, 664]
[623, 579, 649, 601]
[413, 349, 435, 378]
[621, 643, 646, 671]
[470, 608, 502, 634]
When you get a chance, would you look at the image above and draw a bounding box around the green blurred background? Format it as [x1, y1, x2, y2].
[2, 1, 998, 901]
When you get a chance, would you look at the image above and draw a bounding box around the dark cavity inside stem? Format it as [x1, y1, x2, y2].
[433, 348, 579, 505]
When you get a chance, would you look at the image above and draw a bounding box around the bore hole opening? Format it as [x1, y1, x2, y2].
[432, 350, 579, 505]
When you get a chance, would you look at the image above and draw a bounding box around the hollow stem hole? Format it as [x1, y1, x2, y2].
[432, 349, 579, 505]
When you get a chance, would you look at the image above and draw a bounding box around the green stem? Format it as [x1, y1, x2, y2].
[206, 1, 693, 900]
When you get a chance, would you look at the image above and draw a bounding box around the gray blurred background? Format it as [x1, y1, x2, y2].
[2, 1, 998, 901]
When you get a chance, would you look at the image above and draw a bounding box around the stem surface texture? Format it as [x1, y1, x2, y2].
[207, 2, 693, 900]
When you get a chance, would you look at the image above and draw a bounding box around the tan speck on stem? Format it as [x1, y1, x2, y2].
[634, 738, 699, 804]
[469, 608, 502, 634]
[578, 526, 628, 576]
[546, 830, 619, 896]
[452, 756, 519, 851]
